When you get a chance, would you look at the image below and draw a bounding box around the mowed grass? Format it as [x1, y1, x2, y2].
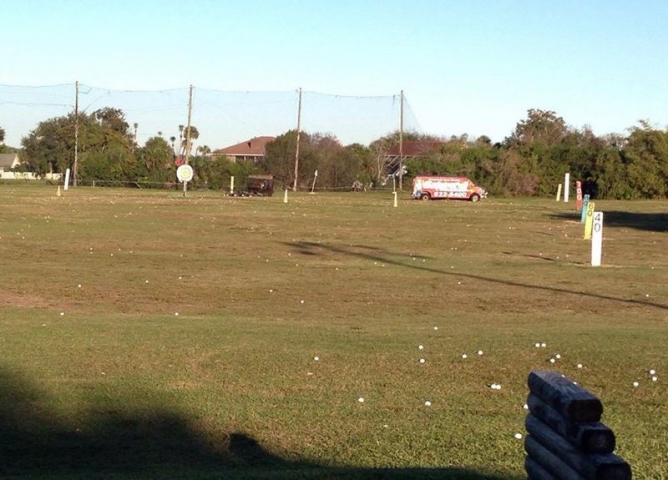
[0, 183, 666, 479]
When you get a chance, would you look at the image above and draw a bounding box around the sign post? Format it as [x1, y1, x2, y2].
[230, 176, 235, 195]
[591, 212, 604, 267]
[64, 168, 71, 191]
[576, 181, 583, 212]
[580, 195, 590, 223]
[556, 184, 562, 201]
[176, 164, 194, 197]
[584, 202, 595, 240]
[564, 173, 570, 202]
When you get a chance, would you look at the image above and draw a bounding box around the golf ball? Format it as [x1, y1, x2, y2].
[523, 404, 529, 410]
[314, 356, 319, 361]
[300, 299, 304, 304]
[652, 376, 658, 382]
[419, 358, 426, 364]
[535, 343, 541, 348]
[424, 401, 432, 407]
[461, 354, 468, 359]
[541, 343, 547, 348]
[549, 358, 556, 364]
[514, 433, 523, 440]
[59, 312, 64, 316]
[477, 350, 484, 356]
[434, 326, 439, 331]
[174, 312, 179, 316]
[418, 345, 424, 350]
[555, 354, 561, 359]
[649, 369, 656, 375]
[358, 397, 365, 403]
[632, 381, 639, 388]
[577, 363, 583, 369]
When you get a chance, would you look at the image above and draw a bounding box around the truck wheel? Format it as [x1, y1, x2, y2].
[420, 193, 431, 201]
[469, 194, 480, 202]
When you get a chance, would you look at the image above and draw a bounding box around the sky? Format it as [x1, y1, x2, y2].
[2, 0, 668, 149]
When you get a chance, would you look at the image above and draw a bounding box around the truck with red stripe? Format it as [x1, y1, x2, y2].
[412, 175, 487, 202]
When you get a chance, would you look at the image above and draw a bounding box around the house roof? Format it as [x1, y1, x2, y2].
[214, 136, 275, 156]
[386, 141, 445, 157]
[0, 153, 20, 170]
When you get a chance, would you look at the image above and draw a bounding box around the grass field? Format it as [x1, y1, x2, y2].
[0, 183, 666, 479]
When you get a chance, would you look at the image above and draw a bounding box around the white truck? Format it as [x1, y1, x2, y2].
[412, 175, 487, 202]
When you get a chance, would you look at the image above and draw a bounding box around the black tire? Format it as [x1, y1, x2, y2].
[420, 193, 431, 201]
[469, 194, 480, 203]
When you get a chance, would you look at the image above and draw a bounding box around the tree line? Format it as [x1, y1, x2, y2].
[2, 108, 668, 198]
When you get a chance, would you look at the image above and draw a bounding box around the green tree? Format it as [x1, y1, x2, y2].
[0, 125, 5, 143]
[621, 121, 668, 198]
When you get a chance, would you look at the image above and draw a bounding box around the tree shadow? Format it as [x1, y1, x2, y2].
[0, 367, 518, 479]
[281, 241, 668, 311]
[549, 211, 668, 233]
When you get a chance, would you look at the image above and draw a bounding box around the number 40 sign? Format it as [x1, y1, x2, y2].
[591, 212, 604, 267]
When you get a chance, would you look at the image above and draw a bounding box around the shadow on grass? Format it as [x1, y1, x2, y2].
[549, 211, 668, 232]
[0, 368, 518, 479]
[284, 242, 668, 311]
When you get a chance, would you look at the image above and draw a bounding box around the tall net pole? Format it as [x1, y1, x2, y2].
[399, 90, 404, 191]
[183, 84, 194, 197]
[292, 87, 302, 192]
[73, 81, 79, 187]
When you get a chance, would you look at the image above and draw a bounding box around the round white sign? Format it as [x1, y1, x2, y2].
[176, 164, 194, 183]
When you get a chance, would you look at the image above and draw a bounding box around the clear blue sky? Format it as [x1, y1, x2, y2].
[2, 0, 668, 148]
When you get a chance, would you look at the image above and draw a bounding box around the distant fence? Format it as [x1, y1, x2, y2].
[524, 371, 631, 480]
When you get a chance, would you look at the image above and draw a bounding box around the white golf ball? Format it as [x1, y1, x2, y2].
[555, 354, 561, 359]
[358, 397, 365, 403]
[77, 284, 82, 288]
[174, 312, 179, 316]
[523, 404, 529, 410]
[549, 358, 556, 364]
[535, 343, 541, 348]
[434, 326, 439, 331]
[652, 376, 658, 382]
[300, 299, 304, 304]
[649, 369, 656, 375]
[424, 401, 431, 407]
[418, 345, 424, 350]
[632, 381, 639, 388]
[145, 280, 149, 284]
[59, 312, 64, 316]
[461, 354, 468, 359]
[541, 343, 547, 348]
[577, 363, 583, 369]
[514, 433, 523, 439]
[419, 358, 426, 364]
[477, 350, 483, 356]
[314, 356, 319, 361]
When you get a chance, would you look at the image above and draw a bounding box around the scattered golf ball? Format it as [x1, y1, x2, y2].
[300, 300, 304, 304]
[59, 312, 64, 316]
[269, 289, 273, 293]
[577, 363, 583, 369]
[652, 376, 658, 382]
[434, 326, 439, 331]
[477, 350, 484, 356]
[649, 369, 656, 375]
[632, 381, 639, 388]
[523, 404, 529, 410]
[549, 358, 556, 364]
[145, 280, 149, 284]
[514, 433, 523, 440]
[77, 284, 82, 288]
[418, 345, 424, 350]
[535, 343, 541, 348]
[555, 354, 561, 359]
[461, 354, 468, 359]
[313, 356, 319, 361]
[424, 401, 432, 407]
[419, 358, 426, 364]
[541, 343, 547, 348]
[358, 397, 365, 403]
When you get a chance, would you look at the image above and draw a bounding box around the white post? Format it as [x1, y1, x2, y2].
[230, 176, 235, 195]
[564, 173, 570, 202]
[64, 168, 71, 191]
[283, 189, 288, 204]
[393, 191, 398, 208]
[310, 170, 318, 194]
[591, 212, 603, 266]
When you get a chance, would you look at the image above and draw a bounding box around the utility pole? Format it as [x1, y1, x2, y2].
[399, 90, 404, 191]
[183, 84, 194, 197]
[292, 87, 302, 192]
[73, 81, 79, 187]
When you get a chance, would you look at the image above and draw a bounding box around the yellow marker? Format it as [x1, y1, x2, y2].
[584, 202, 595, 240]
[556, 184, 562, 201]
[57, 185, 61, 197]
